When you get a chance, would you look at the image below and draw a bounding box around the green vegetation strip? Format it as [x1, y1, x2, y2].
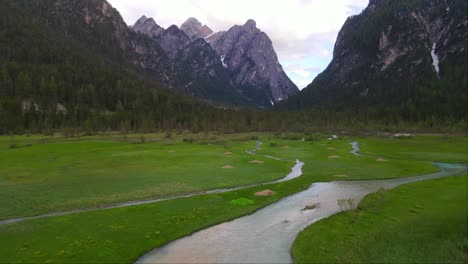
[0, 134, 465, 263]
[0, 135, 290, 219]
[292, 175, 468, 264]
[359, 135, 468, 163]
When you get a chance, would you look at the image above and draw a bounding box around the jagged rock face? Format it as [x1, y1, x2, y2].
[181, 18, 214, 40]
[131, 17, 174, 85]
[133, 16, 165, 38]
[42, 0, 131, 58]
[132, 16, 247, 105]
[156, 25, 192, 59]
[207, 19, 299, 106]
[129, 31, 174, 86]
[282, 0, 468, 111]
[172, 39, 246, 104]
[133, 17, 190, 59]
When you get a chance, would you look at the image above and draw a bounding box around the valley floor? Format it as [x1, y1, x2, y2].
[292, 175, 468, 263]
[0, 132, 466, 263]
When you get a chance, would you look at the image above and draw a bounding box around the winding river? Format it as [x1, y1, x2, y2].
[136, 143, 466, 264]
[2, 140, 465, 263]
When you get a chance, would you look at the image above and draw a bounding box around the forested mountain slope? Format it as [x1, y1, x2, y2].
[280, 0, 468, 123]
[0, 0, 248, 133]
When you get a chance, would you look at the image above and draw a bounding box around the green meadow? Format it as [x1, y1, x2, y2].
[292, 175, 468, 263]
[0, 134, 291, 219]
[0, 133, 466, 263]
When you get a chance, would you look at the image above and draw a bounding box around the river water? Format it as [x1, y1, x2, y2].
[137, 160, 466, 263]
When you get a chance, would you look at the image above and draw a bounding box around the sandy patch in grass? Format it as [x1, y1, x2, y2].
[376, 158, 388, 162]
[222, 165, 234, 169]
[334, 174, 349, 178]
[224, 152, 233, 155]
[328, 155, 340, 159]
[249, 160, 265, 164]
[328, 147, 336, 150]
[168, 150, 176, 153]
[255, 190, 276, 196]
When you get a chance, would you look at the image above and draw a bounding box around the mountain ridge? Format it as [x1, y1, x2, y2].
[206, 19, 299, 106]
[280, 0, 467, 121]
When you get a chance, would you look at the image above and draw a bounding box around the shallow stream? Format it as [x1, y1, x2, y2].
[136, 144, 466, 263]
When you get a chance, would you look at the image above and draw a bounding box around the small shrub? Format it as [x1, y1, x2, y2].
[183, 138, 196, 143]
[305, 136, 319, 142]
[270, 142, 278, 147]
[229, 198, 255, 206]
[9, 144, 18, 149]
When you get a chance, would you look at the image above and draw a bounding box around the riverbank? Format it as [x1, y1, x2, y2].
[292, 174, 468, 263]
[136, 164, 466, 263]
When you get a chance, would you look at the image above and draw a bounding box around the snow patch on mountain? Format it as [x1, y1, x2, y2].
[221, 55, 228, 68]
[431, 42, 440, 77]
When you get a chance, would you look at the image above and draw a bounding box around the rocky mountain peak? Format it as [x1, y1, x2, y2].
[156, 25, 191, 58]
[244, 19, 257, 29]
[133, 15, 164, 38]
[207, 20, 298, 106]
[281, 0, 468, 114]
[135, 15, 148, 24]
[181, 17, 214, 40]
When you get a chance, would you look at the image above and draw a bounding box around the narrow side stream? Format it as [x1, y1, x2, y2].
[0, 142, 303, 226]
[350, 141, 362, 156]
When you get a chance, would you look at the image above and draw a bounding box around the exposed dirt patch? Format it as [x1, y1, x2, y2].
[327, 147, 336, 150]
[376, 158, 388, 162]
[255, 189, 276, 196]
[222, 165, 234, 169]
[168, 150, 176, 153]
[249, 160, 265, 164]
[283, 146, 289, 149]
[224, 152, 233, 155]
[328, 155, 340, 159]
[334, 174, 349, 178]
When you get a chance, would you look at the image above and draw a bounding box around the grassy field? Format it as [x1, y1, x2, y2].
[0, 134, 292, 219]
[292, 175, 468, 263]
[256, 136, 440, 180]
[359, 134, 468, 163]
[0, 133, 466, 263]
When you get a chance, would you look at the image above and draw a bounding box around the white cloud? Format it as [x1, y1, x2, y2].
[108, 0, 368, 89]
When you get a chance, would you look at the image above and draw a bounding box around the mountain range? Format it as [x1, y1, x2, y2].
[133, 16, 299, 107]
[1, 0, 466, 134]
[280, 0, 467, 121]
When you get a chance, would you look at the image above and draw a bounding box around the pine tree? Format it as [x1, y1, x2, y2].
[0, 66, 13, 97]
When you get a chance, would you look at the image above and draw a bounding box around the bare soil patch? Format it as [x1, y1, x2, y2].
[334, 174, 349, 178]
[249, 160, 265, 164]
[255, 190, 276, 196]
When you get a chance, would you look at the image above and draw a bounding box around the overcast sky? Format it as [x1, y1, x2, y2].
[108, 0, 369, 89]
